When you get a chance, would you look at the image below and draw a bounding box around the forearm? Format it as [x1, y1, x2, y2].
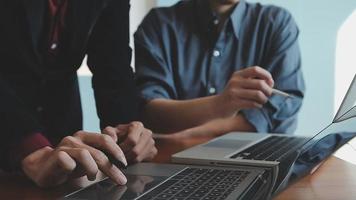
[171, 114, 256, 138]
[143, 96, 233, 134]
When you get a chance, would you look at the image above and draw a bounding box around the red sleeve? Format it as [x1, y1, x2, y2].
[4, 133, 53, 171]
[17, 133, 53, 159]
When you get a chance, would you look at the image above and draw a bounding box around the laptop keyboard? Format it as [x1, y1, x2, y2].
[230, 136, 308, 161]
[138, 167, 251, 200]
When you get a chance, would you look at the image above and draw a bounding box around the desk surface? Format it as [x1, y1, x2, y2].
[1, 135, 356, 200]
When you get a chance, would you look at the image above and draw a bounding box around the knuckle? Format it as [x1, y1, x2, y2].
[252, 66, 261, 72]
[103, 126, 111, 132]
[74, 130, 86, 137]
[100, 134, 113, 145]
[43, 146, 52, 151]
[232, 71, 240, 77]
[145, 129, 153, 137]
[132, 121, 144, 128]
[230, 76, 240, 83]
[73, 131, 81, 138]
[62, 136, 76, 145]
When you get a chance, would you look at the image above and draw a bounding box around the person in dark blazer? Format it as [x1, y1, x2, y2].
[0, 0, 157, 187]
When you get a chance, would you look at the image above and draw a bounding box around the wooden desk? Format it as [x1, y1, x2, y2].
[1, 135, 356, 200]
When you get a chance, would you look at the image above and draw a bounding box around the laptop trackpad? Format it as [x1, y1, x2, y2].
[65, 175, 166, 200]
[204, 139, 253, 149]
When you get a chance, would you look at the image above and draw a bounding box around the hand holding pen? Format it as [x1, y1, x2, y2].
[214, 66, 291, 118]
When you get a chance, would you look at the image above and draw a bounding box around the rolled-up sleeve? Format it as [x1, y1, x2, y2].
[241, 8, 305, 134]
[134, 10, 177, 103]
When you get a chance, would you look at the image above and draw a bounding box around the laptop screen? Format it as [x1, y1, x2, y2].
[299, 74, 356, 153]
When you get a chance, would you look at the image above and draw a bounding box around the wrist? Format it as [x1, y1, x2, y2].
[4, 133, 52, 172]
[21, 146, 53, 171]
[21, 146, 53, 180]
[21, 146, 54, 187]
[211, 95, 237, 118]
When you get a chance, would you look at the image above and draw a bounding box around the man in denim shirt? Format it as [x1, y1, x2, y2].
[135, 0, 305, 137]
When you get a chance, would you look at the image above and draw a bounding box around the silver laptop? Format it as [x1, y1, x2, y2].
[65, 75, 356, 200]
[64, 163, 268, 200]
[172, 74, 356, 185]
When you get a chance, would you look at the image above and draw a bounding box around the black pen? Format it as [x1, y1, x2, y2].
[105, 151, 127, 170]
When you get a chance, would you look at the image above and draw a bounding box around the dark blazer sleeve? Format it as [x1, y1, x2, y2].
[86, 0, 138, 129]
[0, 3, 53, 171]
[0, 77, 41, 139]
[0, 76, 51, 171]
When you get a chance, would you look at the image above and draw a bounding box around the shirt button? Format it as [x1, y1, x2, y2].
[209, 87, 216, 94]
[213, 50, 221, 57]
[37, 106, 44, 112]
[50, 43, 57, 50]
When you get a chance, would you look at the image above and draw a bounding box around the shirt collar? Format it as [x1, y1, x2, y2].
[196, 0, 247, 39]
[229, 0, 246, 39]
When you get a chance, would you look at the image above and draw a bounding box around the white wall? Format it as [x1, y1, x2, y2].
[130, 0, 157, 68]
[335, 10, 356, 113]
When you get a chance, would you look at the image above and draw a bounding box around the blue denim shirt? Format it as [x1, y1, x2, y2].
[135, 0, 305, 133]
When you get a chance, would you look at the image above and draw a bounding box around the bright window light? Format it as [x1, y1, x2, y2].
[334, 9, 356, 114]
[334, 9, 356, 164]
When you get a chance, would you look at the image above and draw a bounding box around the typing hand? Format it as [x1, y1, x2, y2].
[215, 66, 274, 117]
[102, 122, 157, 164]
[21, 131, 127, 188]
